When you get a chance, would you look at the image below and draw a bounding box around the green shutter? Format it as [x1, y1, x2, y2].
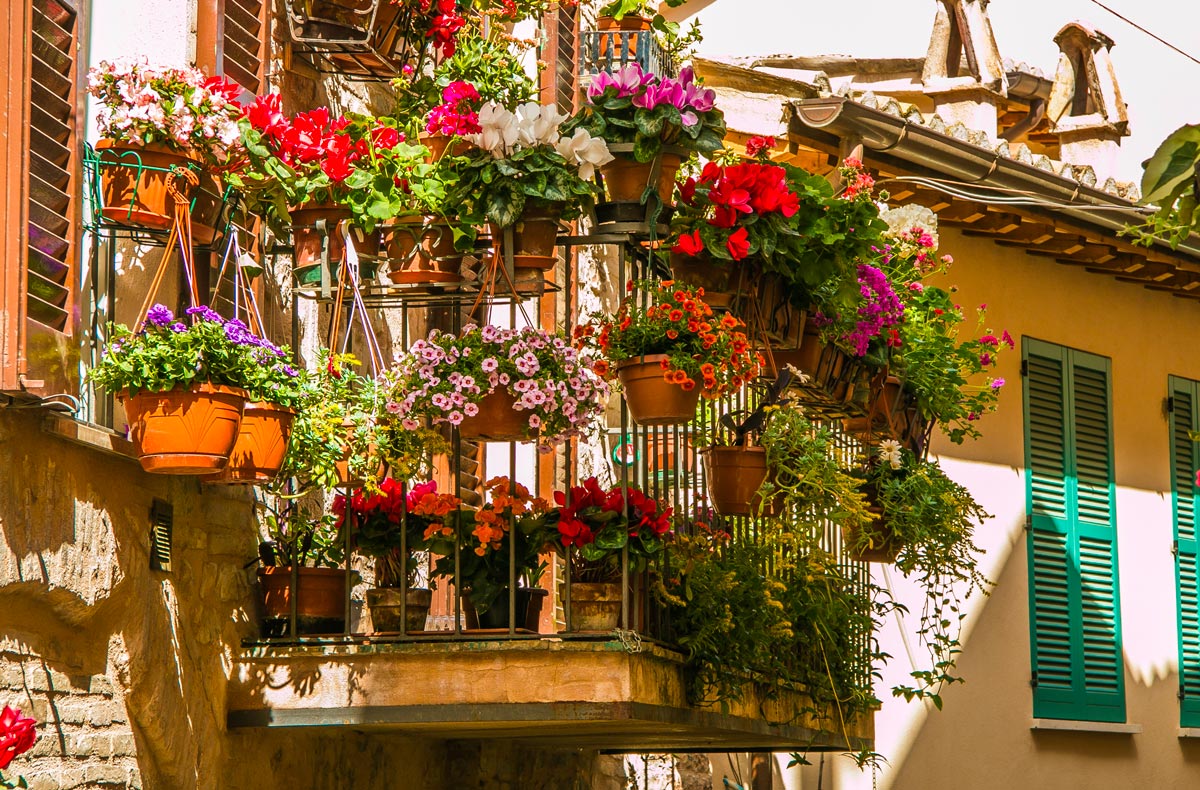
[1169, 377, 1200, 726]
[1024, 338, 1125, 722]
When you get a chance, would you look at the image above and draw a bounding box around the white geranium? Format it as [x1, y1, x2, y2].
[555, 128, 614, 180]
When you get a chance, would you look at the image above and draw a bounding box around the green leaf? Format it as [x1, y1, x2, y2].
[1141, 124, 1200, 205]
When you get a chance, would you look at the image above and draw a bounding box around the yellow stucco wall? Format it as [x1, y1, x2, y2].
[839, 227, 1200, 789]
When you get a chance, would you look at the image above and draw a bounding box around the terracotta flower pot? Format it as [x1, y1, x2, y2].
[601, 151, 684, 204]
[366, 587, 432, 633]
[119, 383, 247, 474]
[700, 445, 782, 517]
[419, 132, 472, 162]
[561, 582, 622, 632]
[596, 14, 652, 59]
[459, 387, 530, 442]
[257, 566, 347, 635]
[202, 401, 296, 484]
[291, 205, 379, 283]
[382, 216, 462, 285]
[615, 354, 701, 426]
[333, 422, 383, 488]
[463, 587, 547, 631]
[843, 507, 903, 564]
[96, 140, 201, 230]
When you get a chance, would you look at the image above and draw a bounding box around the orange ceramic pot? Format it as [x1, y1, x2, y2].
[601, 151, 683, 204]
[96, 140, 201, 229]
[459, 388, 529, 442]
[382, 216, 462, 285]
[202, 401, 295, 484]
[615, 354, 700, 426]
[700, 445, 782, 517]
[120, 383, 247, 474]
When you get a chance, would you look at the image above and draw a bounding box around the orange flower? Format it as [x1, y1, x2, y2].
[668, 309, 684, 321]
[687, 320, 699, 332]
[661, 279, 674, 288]
[703, 376, 717, 389]
[666, 329, 679, 339]
[720, 314, 738, 329]
[682, 299, 696, 312]
[672, 369, 688, 384]
[674, 290, 686, 302]
[700, 363, 715, 377]
[593, 360, 610, 377]
[659, 358, 670, 370]
[663, 370, 675, 383]
[619, 315, 631, 331]
[681, 378, 696, 391]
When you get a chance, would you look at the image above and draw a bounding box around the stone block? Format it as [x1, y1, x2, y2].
[89, 675, 115, 697]
[109, 732, 137, 757]
[84, 764, 129, 786]
[88, 701, 126, 727]
[56, 701, 88, 725]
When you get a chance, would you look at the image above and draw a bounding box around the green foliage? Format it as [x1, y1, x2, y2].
[274, 351, 389, 493]
[857, 446, 992, 705]
[259, 500, 344, 569]
[1129, 123, 1200, 248]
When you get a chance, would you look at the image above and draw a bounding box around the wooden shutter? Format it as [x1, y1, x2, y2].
[1169, 377, 1200, 726]
[1024, 338, 1125, 722]
[0, 0, 80, 397]
[197, 0, 268, 97]
[540, 2, 581, 115]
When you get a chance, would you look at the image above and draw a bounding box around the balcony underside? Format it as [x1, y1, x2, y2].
[227, 639, 873, 751]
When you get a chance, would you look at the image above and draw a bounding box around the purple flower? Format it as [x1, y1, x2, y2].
[169, 322, 187, 333]
[146, 304, 174, 327]
[186, 305, 223, 323]
[992, 378, 1006, 389]
[587, 62, 654, 100]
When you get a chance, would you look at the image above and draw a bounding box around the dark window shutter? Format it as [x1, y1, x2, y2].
[1169, 377, 1200, 726]
[1024, 338, 1125, 722]
[222, 0, 266, 95]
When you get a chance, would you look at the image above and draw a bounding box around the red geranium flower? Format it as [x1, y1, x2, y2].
[0, 705, 37, 770]
[726, 227, 750, 260]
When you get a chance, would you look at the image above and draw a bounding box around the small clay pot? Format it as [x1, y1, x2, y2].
[615, 354, 701, 426]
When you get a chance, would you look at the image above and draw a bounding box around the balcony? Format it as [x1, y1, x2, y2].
[228, 638, 873, 751]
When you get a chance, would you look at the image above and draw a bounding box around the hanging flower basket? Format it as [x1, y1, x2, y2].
[382, 216, 462, 286]
[95, 141, 201, 230]
[615, 354, 701, 426]
[202, 401, 296, 484]
[458, 387, 529, 442]
[257, 566, 346, 635]
[119, 383, 247, 474]
[843, 506, 903, 564]
[700, 444, 782, 517]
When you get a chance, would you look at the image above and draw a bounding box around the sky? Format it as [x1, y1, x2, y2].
[686, 0, 1200, 186]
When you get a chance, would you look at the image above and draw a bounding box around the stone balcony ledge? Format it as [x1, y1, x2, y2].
[228, 637, 873, 751]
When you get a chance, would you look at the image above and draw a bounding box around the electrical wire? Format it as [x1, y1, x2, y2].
[1086, 0, 1200, 67]
[876, 175, 1156, 214]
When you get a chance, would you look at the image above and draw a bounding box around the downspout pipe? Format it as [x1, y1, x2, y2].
[788, 96, 1200, 264]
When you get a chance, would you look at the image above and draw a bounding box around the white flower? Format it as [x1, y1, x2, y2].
[878, 439, 903, 470]
[470, 102, 520, 158]
[554, 128, 614, 180]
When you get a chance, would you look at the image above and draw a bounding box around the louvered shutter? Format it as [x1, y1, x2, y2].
[1024, 338, 1125, 722]
[1169, 377, 1200, 726]
[540, 2, 581, 115]
[1, 0, 80, 397]
[222, 0, 266, 96]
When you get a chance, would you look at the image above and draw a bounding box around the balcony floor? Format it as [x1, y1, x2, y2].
[227, 638, 873, 751]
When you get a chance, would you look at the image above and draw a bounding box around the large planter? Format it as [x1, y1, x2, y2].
[464, 587, 548, 631]
[291, 205, 380, 284]
[601, 151, 684, 204]
[366, 587, 432, 633]
[615, 354, 701, 426]
[561, 582, 622, 632]
[202, 401, 296, 484]
[458, 387, 529, 442]
[119, 383, 247, 474]
[257, 565, 347, 636]
[843, 507, 903, 564]
[700, 445, 781, 517]
[382, 216, 462, 286]
[96, 140, 201, 230]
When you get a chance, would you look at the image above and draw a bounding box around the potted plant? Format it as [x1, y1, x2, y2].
[581, 280, 761, 425]
[334, 477, 461, 632]
[86, 58, 244, 242]
[551, 476, 671, 632]
[203, 327, 306, 485]
[382, 324, 607, 447]
[565, 63, 724, 206]
[276, 351, 392, 492]
[449, 100, 612, 282]
[88, 304, 274, 474]
[852, 441, 992, 703]
[426, 476, 556, 631]
[256, 502, 348, 637]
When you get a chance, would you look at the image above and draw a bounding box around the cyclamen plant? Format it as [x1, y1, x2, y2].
[551, 476, 672, 582]
[88, 304, 301, 402]
[581, 280, 762, 397]
[567, 63, 725, 162]
[383, 324, 608, 449]
[86, 57, 244, 163]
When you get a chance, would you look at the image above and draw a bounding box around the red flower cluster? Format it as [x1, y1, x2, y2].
[672, 162, 800, 262]
[404, 0, 467, 56]
[553, 477, 672, 548]
[839, 156, 876, 200]
[745, 135, 775, 159]
[0, 705, 36, 770]
[244, 95, 405, 184]
[333, 477, 459, 530]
